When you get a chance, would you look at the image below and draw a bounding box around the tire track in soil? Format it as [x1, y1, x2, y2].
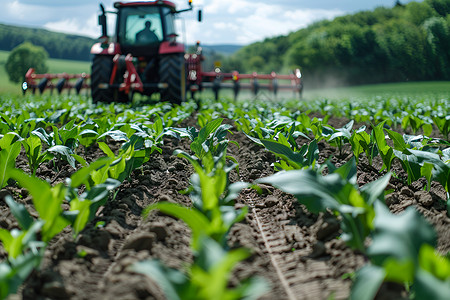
[247, 195, 297, 300]
[243, 191, 350, 300]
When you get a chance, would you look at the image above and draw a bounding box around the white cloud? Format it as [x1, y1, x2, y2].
[43, 14, 99, 38]
[0, 0, 346, 45]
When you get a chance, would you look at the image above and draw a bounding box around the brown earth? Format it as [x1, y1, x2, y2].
[0, 115, 449, 300]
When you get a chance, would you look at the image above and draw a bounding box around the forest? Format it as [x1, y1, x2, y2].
[221, 0, 450, 87]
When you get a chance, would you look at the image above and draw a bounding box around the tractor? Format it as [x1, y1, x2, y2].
[23, 1, 303, 101]
[91, 0, 200, 104]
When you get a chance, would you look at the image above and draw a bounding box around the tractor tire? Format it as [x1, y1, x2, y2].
[159, 54, 186, 105]
[91, 55, 113, 104]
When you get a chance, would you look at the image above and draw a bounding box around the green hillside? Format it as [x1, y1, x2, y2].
[0, 24, 94, 61]
[222, 0, 450, 87]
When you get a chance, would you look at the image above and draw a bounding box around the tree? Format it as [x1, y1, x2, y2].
[5, 42, 49, 83]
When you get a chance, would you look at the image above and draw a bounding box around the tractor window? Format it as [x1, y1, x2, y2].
[118, 7, 163, 45]
[162, 7, 176, 37]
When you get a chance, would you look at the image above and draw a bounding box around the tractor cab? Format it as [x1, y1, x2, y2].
[115, 2, 177, 57]
[91, 1, 198, 104]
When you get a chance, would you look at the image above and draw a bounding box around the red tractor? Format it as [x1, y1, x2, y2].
[23, 1, 303, 101]
[91, 0, 200, 104]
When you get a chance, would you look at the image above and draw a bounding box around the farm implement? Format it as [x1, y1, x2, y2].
[22, 0, 303, 102]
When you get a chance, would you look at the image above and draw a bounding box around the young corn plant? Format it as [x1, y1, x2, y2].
[144, 151, 248, 250]
[0, 196, 46, 300]
[93, 132, 152, 183]
[65, 158, 121, 236]
[21, 134, 52, 176]
[260, 137, 319, 171]
[402, 115, 433, 136]
[8, 169, 70, 243]
[129, 237, 268, 300]
[433, 115, 450, 141]
[349, 126, 378, 165]
[373, 122, 395, 172]
[170, 118, 235, 161]
[325, 120, 353, 156]
[257, 158, 391, 252]
[350, 202, 450, 300]
[0, 133, 22, 188]
[31, 127, 77, 169]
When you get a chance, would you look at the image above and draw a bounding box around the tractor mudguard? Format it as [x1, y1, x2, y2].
[159, 41, 185, 55]
[91, 42, 121, 56]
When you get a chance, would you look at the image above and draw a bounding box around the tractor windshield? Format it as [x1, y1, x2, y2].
[118, 6, 163, 45]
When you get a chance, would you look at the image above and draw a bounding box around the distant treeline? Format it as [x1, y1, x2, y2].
[222, 0, 450, 87]
[0, 24, 95, 61]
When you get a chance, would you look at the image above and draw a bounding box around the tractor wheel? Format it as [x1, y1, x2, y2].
[91, 55, 113, 104]
[159, 54, 186, 105]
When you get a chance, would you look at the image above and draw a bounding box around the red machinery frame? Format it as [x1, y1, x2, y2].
[23, 45, 302, 100]
[185, 45, 302, 100]
[23, 68, 90, 95]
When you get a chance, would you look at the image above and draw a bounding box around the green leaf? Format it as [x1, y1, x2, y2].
[385, 129, 410, 153]
[368, 202, 437, 267]
[5, 196, 33, 231]
[78, 129, 98, 147]
[143, 202, 211, 251]
[350, 265, 385, 300]
[69, 197, 93, 236]
[256, 169, 342, 213]
[201, 118, 223, 140]
[421, 162, 434, 191]
[418, 244, 450, 281]
[8, 169, 70, 242]
[98, 142, 115, 158]
[129, 260, 183, 300]
[0, 134, 21, 188]
[415, 269, 450, 300]
[373, 123, 394, 171]
[47, 145, 76, 168]
[333, 157, 357, 184]
[70, 156, 114, 188]
[0, 229, 13, 255]
[32, 127, 52, 146]
[97, 130, 129, 142]
[360, 173, 391, 206]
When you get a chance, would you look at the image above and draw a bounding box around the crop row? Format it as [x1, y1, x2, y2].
[0, 94, 449, 299]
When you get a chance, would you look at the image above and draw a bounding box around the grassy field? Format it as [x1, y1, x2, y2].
[1, 49, 449, 100]
[0, 50, 90, 96]
[304, 81, 450, 100]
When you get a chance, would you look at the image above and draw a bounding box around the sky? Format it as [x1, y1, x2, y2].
[0, 0, 421, 45]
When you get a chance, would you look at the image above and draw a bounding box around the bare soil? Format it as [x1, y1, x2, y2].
[1, 115, 449, 300]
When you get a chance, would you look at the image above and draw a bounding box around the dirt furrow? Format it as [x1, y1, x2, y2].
[240, 188, 356, 300]
[246, 194, 298, 300]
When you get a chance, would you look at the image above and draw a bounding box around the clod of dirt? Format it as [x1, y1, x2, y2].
[316, 218, 340, 241]
[148, 223, 169, 241]
[123, 232, 156, 251]
[264, 196, 278, 208]
[385, 193, 399, 206]
[77, 229, 112, 252]
[42, 281, 70, 299]
[309, 241, 327, 258]
[104, 220, 126, 238]
[400, 187, 414, 197]
[415, 190, 434, 207]
[0, 189, 11, 201]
